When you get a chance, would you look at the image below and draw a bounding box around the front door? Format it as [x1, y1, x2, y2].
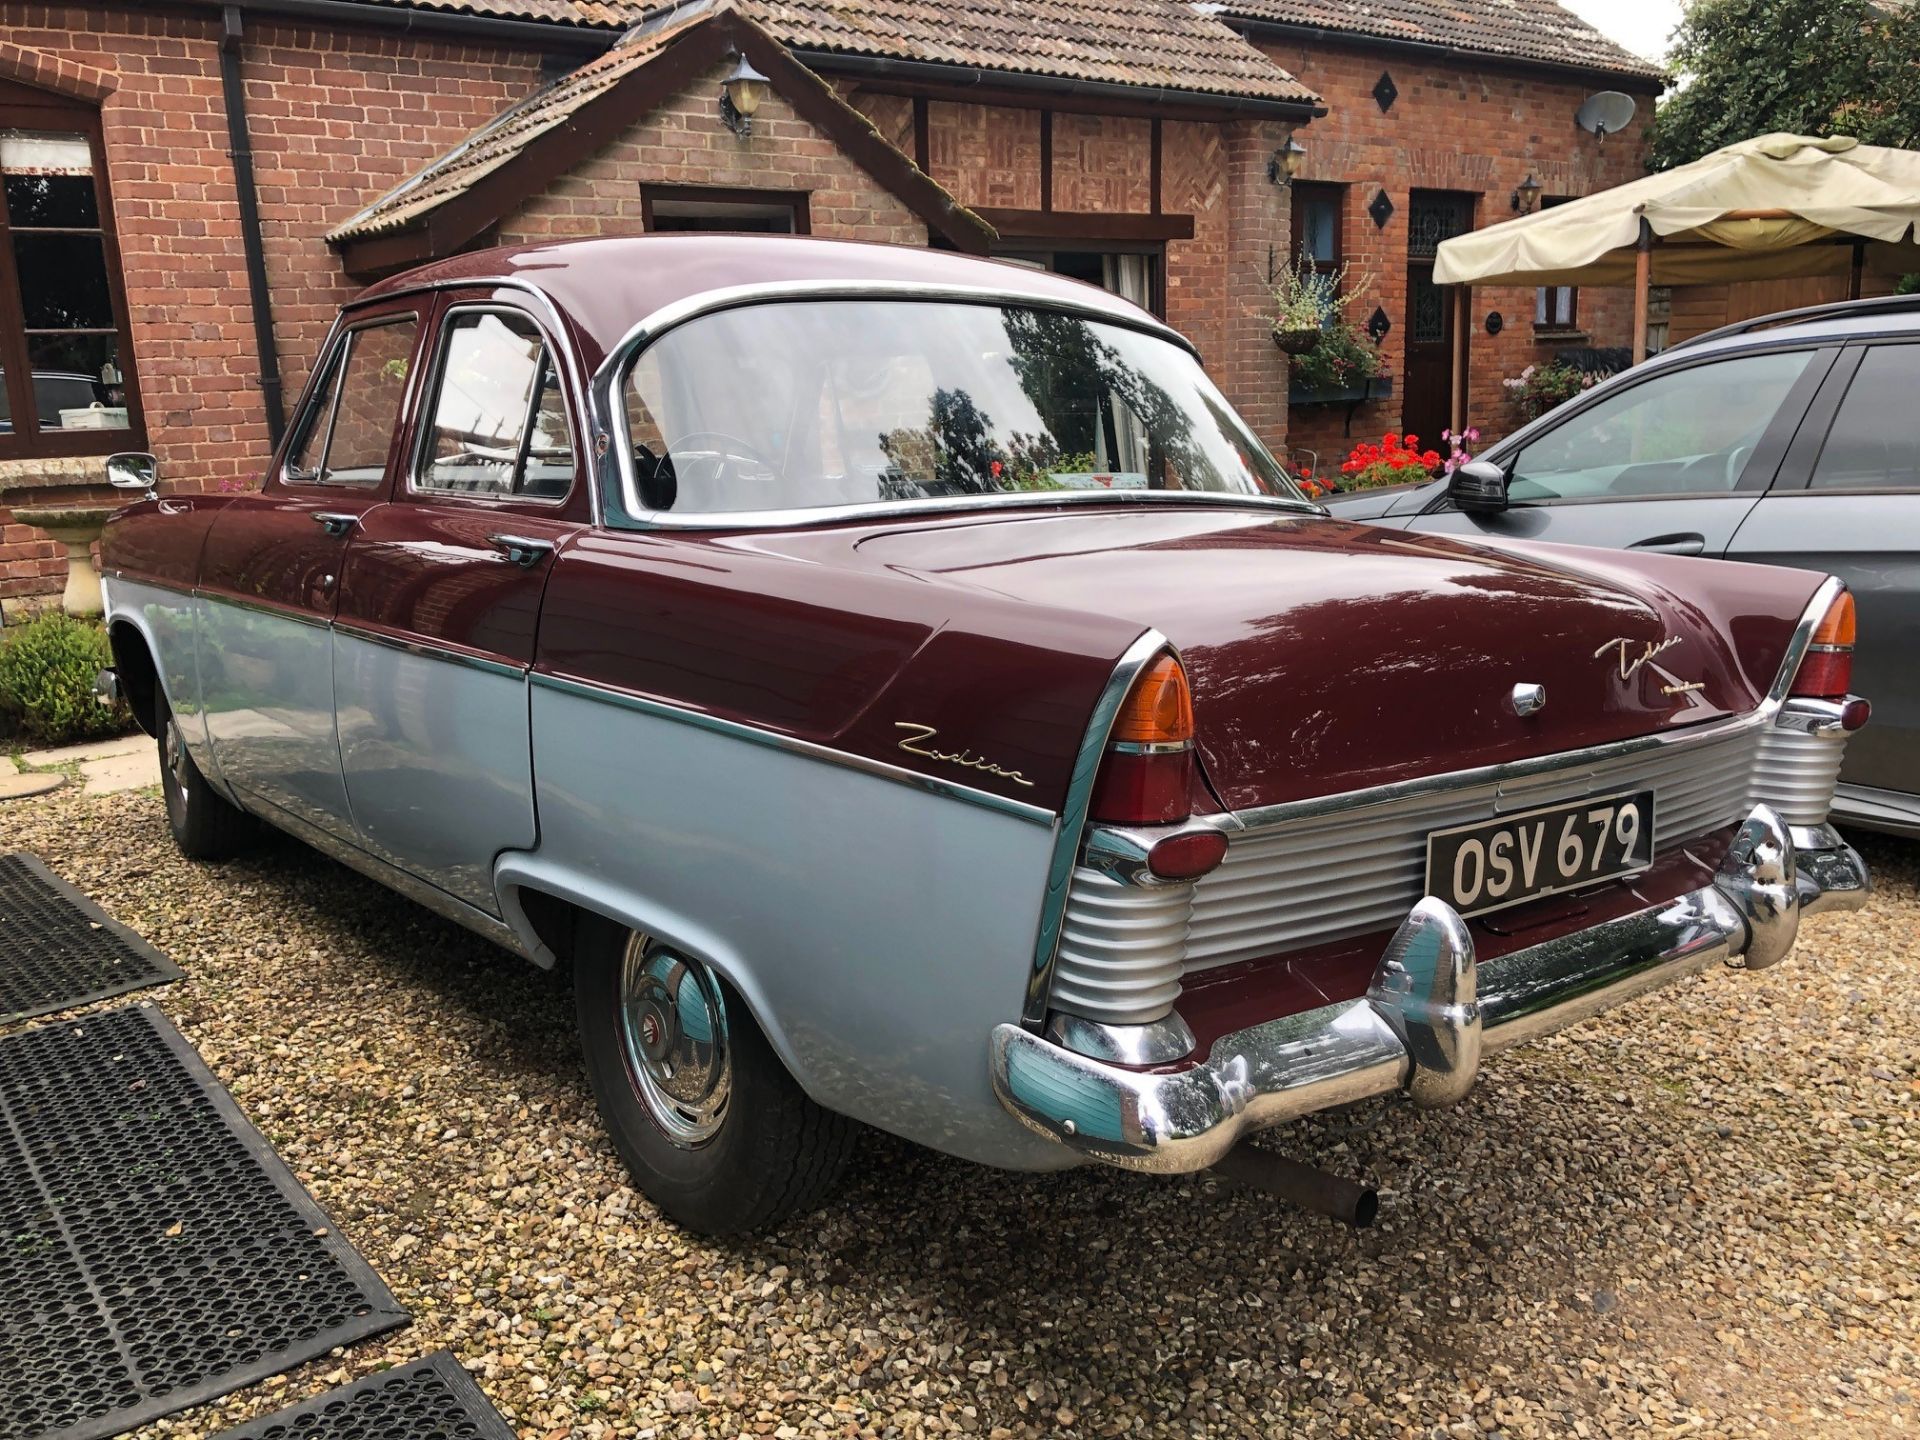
[331, 301, 586, 912]
[196, 306, 423, 836]
[1403, 191, 1474, 446]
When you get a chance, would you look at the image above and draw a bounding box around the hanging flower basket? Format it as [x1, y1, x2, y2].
[1272, 327, 1322, 355]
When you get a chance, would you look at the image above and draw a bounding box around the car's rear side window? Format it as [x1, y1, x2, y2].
[416, 309, 573, 500]
[1808, 344, 1920, 492]
[284, 316, 418, 486]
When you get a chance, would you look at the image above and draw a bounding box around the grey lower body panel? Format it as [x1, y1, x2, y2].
[519, 680, 1075, 1172]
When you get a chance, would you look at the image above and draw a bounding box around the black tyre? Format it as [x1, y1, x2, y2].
[574, 913, 856, 1235]
[157, 693, 254, 861]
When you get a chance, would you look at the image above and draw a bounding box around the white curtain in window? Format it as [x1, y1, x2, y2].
[0, 130, 92, 175]
[1100, 254, 1153, 474]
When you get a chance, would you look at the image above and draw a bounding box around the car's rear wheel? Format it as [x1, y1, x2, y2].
[574, 915, 856, 1235]
[157, 693, 254, 860]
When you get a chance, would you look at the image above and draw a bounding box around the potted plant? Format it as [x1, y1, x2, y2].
[1287, 319, 1383, 401]
[1340, 432, 1443, 490]
[1267, 258, 1341, 354]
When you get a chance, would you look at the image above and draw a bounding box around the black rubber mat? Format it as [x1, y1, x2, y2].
[0, 1004, 409, 1440]
[207, 1352, 514, 1440]
[0, 853, 182, 1024]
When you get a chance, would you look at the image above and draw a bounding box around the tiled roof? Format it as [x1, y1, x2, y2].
[755, 0, 1320, 102]
[1215, 0, 1667, 81]
[336, 0, 644, 27]
[331, 0, 1319, 244]
[330, 1, 709, 240]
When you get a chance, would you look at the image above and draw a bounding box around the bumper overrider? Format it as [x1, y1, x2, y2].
[989, 804, 1869, 1173]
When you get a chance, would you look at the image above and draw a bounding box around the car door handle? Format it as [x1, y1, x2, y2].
[487, 533, 555, 568]
[312, 511, 359, 537]
[1628, 533, 1706, 556]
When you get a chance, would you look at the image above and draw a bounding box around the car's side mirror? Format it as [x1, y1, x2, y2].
[106, 451, 158, 498]
[1448, 458, 1509, 514]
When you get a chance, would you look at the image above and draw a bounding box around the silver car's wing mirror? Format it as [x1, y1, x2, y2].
[106, 451, 159, 500]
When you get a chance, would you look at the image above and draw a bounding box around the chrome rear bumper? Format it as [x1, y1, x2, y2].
[989, 804, 1869, 1173]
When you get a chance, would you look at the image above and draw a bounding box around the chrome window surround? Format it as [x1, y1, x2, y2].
[405, 301, 579, 508]
[1030, 577, 1851, 1029]
[583, 280, 1321, 532]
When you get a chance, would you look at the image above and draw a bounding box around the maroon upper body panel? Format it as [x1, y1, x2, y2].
[535, 505, 1824, 815]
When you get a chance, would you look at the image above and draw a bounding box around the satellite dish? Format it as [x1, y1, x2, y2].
[1576, 91, 1638, 141]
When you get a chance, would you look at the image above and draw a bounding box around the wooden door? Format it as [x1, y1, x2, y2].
[1403, 192, 1475, 445]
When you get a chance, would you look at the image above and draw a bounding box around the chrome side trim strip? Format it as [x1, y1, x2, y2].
[529, 671, 1056, 828]
[1022, 629, 1175, 1027]
[333, 622, 527, 680]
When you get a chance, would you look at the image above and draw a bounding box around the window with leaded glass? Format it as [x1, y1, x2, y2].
[0, 80, 142, 458]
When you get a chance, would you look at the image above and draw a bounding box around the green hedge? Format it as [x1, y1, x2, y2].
[0, 612, 134, 747]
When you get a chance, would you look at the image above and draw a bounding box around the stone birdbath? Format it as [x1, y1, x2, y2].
[0, 455, 133, 618]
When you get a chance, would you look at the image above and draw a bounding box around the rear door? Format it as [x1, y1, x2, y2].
[196, 303, 423, 836]
[331, 297, 588, 912]
[1728, 340, 1920, 809]
[1408, 346, 1833, 557]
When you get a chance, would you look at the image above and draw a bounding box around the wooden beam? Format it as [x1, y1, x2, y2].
[1632, 216, 1653, 363]
[1150, 118, 1162, 215]
[1849, 239, 1865, 300]
[970, 208, 1195, 242]
[1039, 109, 1053, 213]
[912, 95, 929, 173]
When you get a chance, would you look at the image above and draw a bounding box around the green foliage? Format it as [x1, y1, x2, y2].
[1289, 320, 1382, 393]
[0, 612, 131, 746]
[1896, 274, 1920, 295]
[1650, 0, 1920, 170]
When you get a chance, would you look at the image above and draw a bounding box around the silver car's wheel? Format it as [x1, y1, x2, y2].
[617, 934, 732, 1147]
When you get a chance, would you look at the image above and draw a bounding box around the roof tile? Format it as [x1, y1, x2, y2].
[1216, 0, 1666, 81]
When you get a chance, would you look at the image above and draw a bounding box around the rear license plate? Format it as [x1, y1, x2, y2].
[1425, 790, 1655, 918]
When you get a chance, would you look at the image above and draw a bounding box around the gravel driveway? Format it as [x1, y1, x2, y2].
[5, 787, 1915, 1439]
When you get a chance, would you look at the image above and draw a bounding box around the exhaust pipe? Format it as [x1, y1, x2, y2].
[1210, 1145, 1379, 1228]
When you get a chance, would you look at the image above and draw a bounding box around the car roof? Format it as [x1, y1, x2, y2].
[350, 234, 1169, 372]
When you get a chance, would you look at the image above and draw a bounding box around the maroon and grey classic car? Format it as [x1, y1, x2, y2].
[98, 236, 1870, 1234]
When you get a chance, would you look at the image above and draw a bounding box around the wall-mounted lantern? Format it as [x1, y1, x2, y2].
[1511, 173, 1543, 215]
[719, 53, 770, 137]
[1267, 135, 1307, 187]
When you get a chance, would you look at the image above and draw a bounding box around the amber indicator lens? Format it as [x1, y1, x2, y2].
[1811, 591, 1856, 648]
[1792, 591, 1856, 700]
[1111, 655, 1194, 746]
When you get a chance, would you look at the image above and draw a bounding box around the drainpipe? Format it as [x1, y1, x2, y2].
[218, 4, 286, 449]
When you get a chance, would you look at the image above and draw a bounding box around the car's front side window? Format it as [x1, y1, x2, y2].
[1506, 349, 1814, 504]
[284, 316, 419, 486]
[417, 309, 574, 500]
[621, 300, 1306, 515]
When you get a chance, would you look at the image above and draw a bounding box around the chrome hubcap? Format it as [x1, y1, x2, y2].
[617, 934, 731, 1147]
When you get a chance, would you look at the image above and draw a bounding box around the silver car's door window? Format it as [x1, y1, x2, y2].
[1505, 349, 1815, 504]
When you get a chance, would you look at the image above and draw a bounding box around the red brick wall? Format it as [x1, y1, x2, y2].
[503, 59, 926, 246]
[0, 3, 546, 610]
[1251, 37, 1657, 470]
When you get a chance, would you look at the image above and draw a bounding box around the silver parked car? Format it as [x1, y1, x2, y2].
[1325, 295, 1920, 837]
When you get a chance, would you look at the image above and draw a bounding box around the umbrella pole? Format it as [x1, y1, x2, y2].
[1632, 217, 1653, 364]
[1451, 286, 1468, 435]
[1849, 240, 1865, 301]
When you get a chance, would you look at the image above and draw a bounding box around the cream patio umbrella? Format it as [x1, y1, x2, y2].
[1431, 133, 1920, 425]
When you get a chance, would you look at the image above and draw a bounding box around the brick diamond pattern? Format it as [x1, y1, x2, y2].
[0, 1006, 407, 1440]
[0, 853, 182, 1024]
[207, 1353, 515, 1440]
